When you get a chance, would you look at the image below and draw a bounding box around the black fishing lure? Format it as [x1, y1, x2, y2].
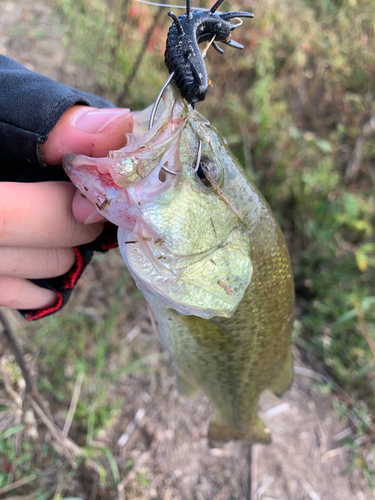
[164, 0, 254, 105]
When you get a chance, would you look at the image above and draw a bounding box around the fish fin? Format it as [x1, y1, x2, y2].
[174, 369, 198, 397]
[208, 418, 272, 444]
[268, 350, 294, 397]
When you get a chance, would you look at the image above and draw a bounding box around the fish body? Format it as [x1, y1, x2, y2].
[63, 83, 294, 443]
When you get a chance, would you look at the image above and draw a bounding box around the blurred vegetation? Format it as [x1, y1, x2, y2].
[1, 254, 160, 497]
[52, 0, 375, 482]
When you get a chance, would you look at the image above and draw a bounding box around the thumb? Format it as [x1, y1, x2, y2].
[40, 105, 134, 165]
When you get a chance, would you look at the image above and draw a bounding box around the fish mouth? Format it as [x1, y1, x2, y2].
[62, 83, 189, 231]
[63, 153, 139, 231]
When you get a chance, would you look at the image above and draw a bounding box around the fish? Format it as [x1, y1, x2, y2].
[63, 83, 295, 444]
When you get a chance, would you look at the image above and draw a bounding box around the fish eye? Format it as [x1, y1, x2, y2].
[193, 140, 222, 188]
[196, 157, 221, 187]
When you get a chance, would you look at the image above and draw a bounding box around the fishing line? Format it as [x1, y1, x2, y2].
[231, 17, 243, 28]
[136, 0, 207, 10]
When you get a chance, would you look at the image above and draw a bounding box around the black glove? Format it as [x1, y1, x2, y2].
[0, 55, 118, 320]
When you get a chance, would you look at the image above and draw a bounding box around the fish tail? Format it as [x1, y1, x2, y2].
[208, 418, 272, 444]
[268, 350, 294, 397]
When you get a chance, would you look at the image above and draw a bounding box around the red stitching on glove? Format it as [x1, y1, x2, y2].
[62, 247, 84, 290]
[99, 240, 118, 251]
[25, 247, 85, 321]
[25, 292, 64, 321]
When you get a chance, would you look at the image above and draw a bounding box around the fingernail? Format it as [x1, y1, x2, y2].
[73, 108, 131, 134]
[84, 212, 107, 224]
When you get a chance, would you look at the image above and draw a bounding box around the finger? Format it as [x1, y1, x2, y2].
[40, 105, 134, 165]
[0, 276, 58, 310]
[0, 247, 76, 279]
[0, 182, 104, 248]
[72, 189, 106, 224]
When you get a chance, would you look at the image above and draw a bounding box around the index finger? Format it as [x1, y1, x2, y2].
[0, 182, 105, 248]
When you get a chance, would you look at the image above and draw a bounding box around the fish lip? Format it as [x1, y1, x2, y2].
[63, 153, 112, 177]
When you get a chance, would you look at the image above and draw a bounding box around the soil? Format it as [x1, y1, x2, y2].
[0, 1, 372, 498]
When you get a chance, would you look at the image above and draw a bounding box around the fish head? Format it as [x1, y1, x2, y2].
[63, 83, 256, 319]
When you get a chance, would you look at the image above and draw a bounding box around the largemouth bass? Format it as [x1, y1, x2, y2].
[63, 83, 294, 444]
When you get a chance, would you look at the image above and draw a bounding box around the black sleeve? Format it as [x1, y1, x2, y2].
[0, 56, 119, 320]
[0, 54, 115, 176]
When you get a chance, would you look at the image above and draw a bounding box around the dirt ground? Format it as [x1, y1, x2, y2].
[0, 1, 372, 498]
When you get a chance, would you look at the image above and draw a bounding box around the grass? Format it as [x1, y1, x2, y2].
[0, 253, 158, 497]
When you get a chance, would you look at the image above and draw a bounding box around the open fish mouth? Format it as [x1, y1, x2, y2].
[63, 82, 253, 319]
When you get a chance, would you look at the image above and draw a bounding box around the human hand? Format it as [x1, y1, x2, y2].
[0, 105, 133, 311]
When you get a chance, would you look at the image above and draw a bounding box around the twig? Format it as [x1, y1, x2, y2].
[302, 480, 321, 500]
[0, 474, 36, 495]
[0, 310, 102, 478]
[119, 450, 151, 487]
[294, 363, 352, 401]
[120, 429, 160, 488]
[365, 160, 375, 187]
[240, 122, 254, 174]
[117, 4, 165, 105]
[333, 427, 353, 442]
[2, 496, 34, 500]
[203, 168, 244, 221]
[0, 309, 51, 418]
[63, 372, 84, 436]
[201, 35, 216, 58]
[0, 309, 36, 396]
[30, 396, 102, 476]
[352, 297, 375, 359]
[29, 398, 77, 468]
[321, 445, 348, 462]
[246, 443, 253, 500]
[0, 357, 23, 408]
[293, 365, 327, 383]
[345, 115, 375, 182]
[293, 348, 353, 402]
[53, 465, 80, 500]
[251, 444, 258, 500]
[117, 408, 145, 447]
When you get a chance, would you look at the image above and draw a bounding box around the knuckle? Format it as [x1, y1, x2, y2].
[52, 248, 76, 276]
[0, 276, 26, 309]
[85, 222, 105, 242]
[34, 248, 76, 278]
[0, 196, 16, 244]
[69, 221, 105, 246]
